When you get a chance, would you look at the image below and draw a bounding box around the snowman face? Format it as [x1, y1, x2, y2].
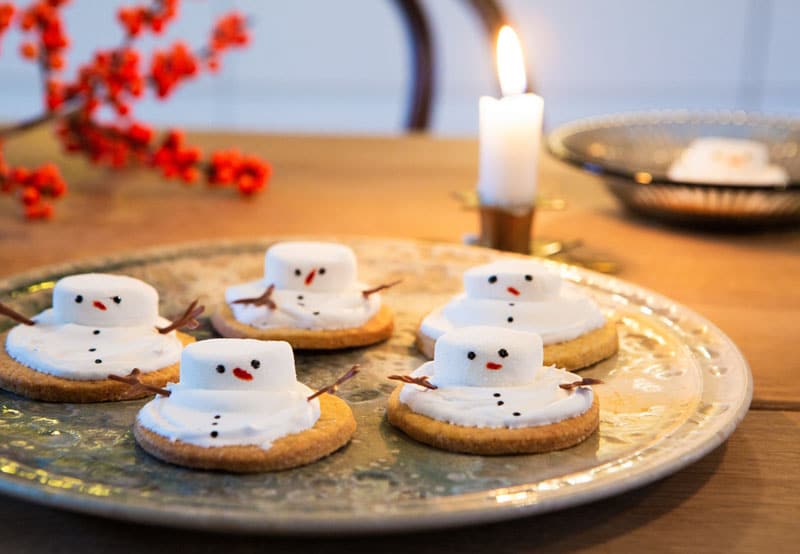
[432, 326, 543, 387]
[52, 273, 159, 327]
[264, 242, 358, 293]
[179, 338, 296, 392]
[463, 261, 561, 302]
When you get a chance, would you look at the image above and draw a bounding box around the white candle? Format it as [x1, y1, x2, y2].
[477, 26, 544, 208]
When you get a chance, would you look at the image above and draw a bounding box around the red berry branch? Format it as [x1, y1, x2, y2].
[0, 0, 271, 220]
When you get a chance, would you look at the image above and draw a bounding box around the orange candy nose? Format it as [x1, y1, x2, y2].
[486, 362, 503, 370]
[305, 269, 316, 286]
[233, 368, 253, 381]
[507, 287, 520, 296]
[93, 300, 107, 310]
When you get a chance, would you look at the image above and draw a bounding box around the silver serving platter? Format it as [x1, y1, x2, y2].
[0, 237, 752, 534]
[548, 110, 800, 228]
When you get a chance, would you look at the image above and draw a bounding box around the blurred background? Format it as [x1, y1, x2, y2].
[0, 0, 798, 134]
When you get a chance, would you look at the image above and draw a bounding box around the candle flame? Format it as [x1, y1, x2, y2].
[497, 25, 526, 96]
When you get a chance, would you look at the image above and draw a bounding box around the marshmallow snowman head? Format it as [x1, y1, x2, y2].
[52, 273, 159, 327]
[463, 260, 561, 302]
[179, 338, 296, 392]
[264, 242, 358, 293]
[682, 137, 769, 172]
[432, 326, 543, 387]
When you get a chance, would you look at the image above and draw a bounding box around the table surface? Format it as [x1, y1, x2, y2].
[1, 129, 799, 553]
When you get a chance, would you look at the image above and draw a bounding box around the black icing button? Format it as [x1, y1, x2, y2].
[210, 431, 219, 438]
[93, 330, 100, 335]
[88, 348, 96, 352]
[493, 393, 501, 397]
[513, 412, 521, 417]
[214, 415, 221, 419]
[507, 317, 514, 323]
[94, 359, 102, 364]
[497, 401, 504, 406]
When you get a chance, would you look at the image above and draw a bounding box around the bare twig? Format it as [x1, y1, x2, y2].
[157, 299, 204, 334]
[307, 365, 360, 402]
[559, 377, 603, 391]
[362, 279, 402, 299]
[108, 368, 172, 398]
[388, 374, 438, 390]
[232, 284, 276, 310]
[0, 302, 35, 326]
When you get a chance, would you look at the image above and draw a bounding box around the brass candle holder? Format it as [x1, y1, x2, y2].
[477, 204, 535, 254]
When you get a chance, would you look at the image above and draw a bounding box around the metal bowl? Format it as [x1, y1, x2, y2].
[547, 110, 800, 228]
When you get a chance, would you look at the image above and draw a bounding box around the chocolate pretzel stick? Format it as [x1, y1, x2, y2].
[232, 284, 276, 310]
[0, 302, 35, 326]
[362, 279, 402, 299]
[157, 299, 204, 334]
[559, 377, 603, 390]
[108, 368, 172, 398]
[388, 374, 438, 390]
[307, 365, 360, 402]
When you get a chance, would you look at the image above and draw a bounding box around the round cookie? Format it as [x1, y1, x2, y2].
[417, 260, 618, 370]
[212, 302, 394, 350]
[416, 318, 618, 371]
[135, 393, 356, 472]
[133, 338, 358, 472]
[0, 330, 193, 402]
[389, 326, 601, 455]
[212, 241, 396, 349]
[387, 388, 599, 455]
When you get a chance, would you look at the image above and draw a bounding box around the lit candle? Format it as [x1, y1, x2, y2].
[477, 26, 544, 208]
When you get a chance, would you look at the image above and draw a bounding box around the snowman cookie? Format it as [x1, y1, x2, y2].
[387, 326, 600, 455]
[134, 338, 358, 472]
[211, 241, 396, 349]
[417, 260, 617, 370]
[0, 273, 198, 402]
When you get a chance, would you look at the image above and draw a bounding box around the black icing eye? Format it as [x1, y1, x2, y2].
[488, 275, 497, 284]
[297, 295, 304, 300]
[216, 364, 225, 374]
[112, 296, 122, 304]
[75, 295, 83, 303]
[525, 274, 533, 281]
[498, 348, 509, 358]
[251, 359, 260, 369]
[467, 351, 476, 360]
[319, 268, 326, 275]
[294, 269, 302, 276]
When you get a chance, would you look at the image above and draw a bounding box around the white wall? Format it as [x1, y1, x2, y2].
[0, 0, 797, 135]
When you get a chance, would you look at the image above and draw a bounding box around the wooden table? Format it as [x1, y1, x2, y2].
[1, 129, 799, 553]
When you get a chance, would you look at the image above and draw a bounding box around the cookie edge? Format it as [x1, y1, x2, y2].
[134, 393, 357, 472]
[386, 385, 600, 455]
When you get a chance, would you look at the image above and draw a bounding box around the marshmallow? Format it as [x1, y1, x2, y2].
[264, 242, 357, 293]
[463, 260, 561, 302]
[432, 326, 543, 387]
[52, 273, 159, 327]
[668, 137, 789, 185]
[178, 338, 296, 392]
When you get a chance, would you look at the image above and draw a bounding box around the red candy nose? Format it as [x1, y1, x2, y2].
[305, 269, 316, 286]
[486, 362, 503, 370]
[233, 368, 253, 381]
[93, 301, 107, 311]
[507, 287, 520, 296]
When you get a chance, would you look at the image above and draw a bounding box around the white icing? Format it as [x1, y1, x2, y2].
[668, 137, 789, 186]
[399, 327, 593, 429]
[5, 272, 182, 381]
[136, 339, 320, 449]
[52, 273, 159, 327]
[399, 363, 592, 429]
[225, 242, 381, 331]
[421, 261, 605, 345]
